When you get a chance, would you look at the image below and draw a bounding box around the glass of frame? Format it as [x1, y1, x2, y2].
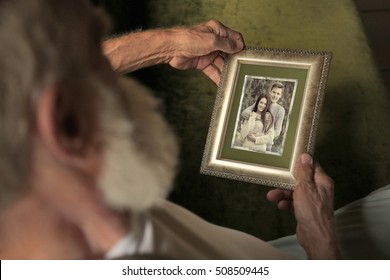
[200, 47, 332, 189]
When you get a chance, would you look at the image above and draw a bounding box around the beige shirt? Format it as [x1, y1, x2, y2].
[106, 200, 294, 260]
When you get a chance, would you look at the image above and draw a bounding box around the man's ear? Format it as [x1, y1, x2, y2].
[36, 84, 101, 170]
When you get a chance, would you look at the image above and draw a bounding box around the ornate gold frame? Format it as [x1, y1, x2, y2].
[200, 47, 332, 189]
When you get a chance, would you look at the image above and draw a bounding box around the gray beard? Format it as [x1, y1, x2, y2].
[98, 78, 178, 212]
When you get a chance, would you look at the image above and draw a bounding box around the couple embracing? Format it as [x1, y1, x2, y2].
[235, 82, 285, 153]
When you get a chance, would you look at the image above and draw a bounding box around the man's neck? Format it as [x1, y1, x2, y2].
[0, 185, 131, 259]
[0, 192, 93, 259]
[0, 138, 132, 259]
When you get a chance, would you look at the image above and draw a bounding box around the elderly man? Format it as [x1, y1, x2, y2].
[0, 0, 340, 259]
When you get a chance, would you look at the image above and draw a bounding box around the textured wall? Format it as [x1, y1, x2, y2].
[97, 0, 390, 241]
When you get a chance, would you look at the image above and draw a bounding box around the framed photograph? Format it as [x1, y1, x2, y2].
[200, 47, 332, 189]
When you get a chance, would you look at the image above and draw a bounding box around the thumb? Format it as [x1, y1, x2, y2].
[215, 36, 244, 54]
[295, 153, 314, 187]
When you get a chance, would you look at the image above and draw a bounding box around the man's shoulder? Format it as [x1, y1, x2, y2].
[270, 103, 285, 113]
[147, 200, 294, 259]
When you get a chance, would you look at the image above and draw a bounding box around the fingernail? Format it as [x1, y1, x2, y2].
[301, 153, 313, 166]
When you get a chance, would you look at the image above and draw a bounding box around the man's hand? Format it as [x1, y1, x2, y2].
[168, 20, 244, 84]
[265, 112, 272, 124]
[247, 133, 256, 142]
[103, 20, 244, 85]
[267, 153, 341, 259]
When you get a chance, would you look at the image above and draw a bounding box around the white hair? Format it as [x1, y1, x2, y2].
[0, 0, 109, 208]
[0, 0, 178, 211]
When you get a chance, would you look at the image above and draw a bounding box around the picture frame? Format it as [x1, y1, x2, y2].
[200, 47, 332, 189]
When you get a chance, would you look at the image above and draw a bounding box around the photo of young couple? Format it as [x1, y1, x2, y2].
[232, 76, 297, 156]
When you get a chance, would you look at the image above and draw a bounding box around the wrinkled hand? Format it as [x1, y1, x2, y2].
[169, 19, 244, 85]
[267, 153, 341, 259]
